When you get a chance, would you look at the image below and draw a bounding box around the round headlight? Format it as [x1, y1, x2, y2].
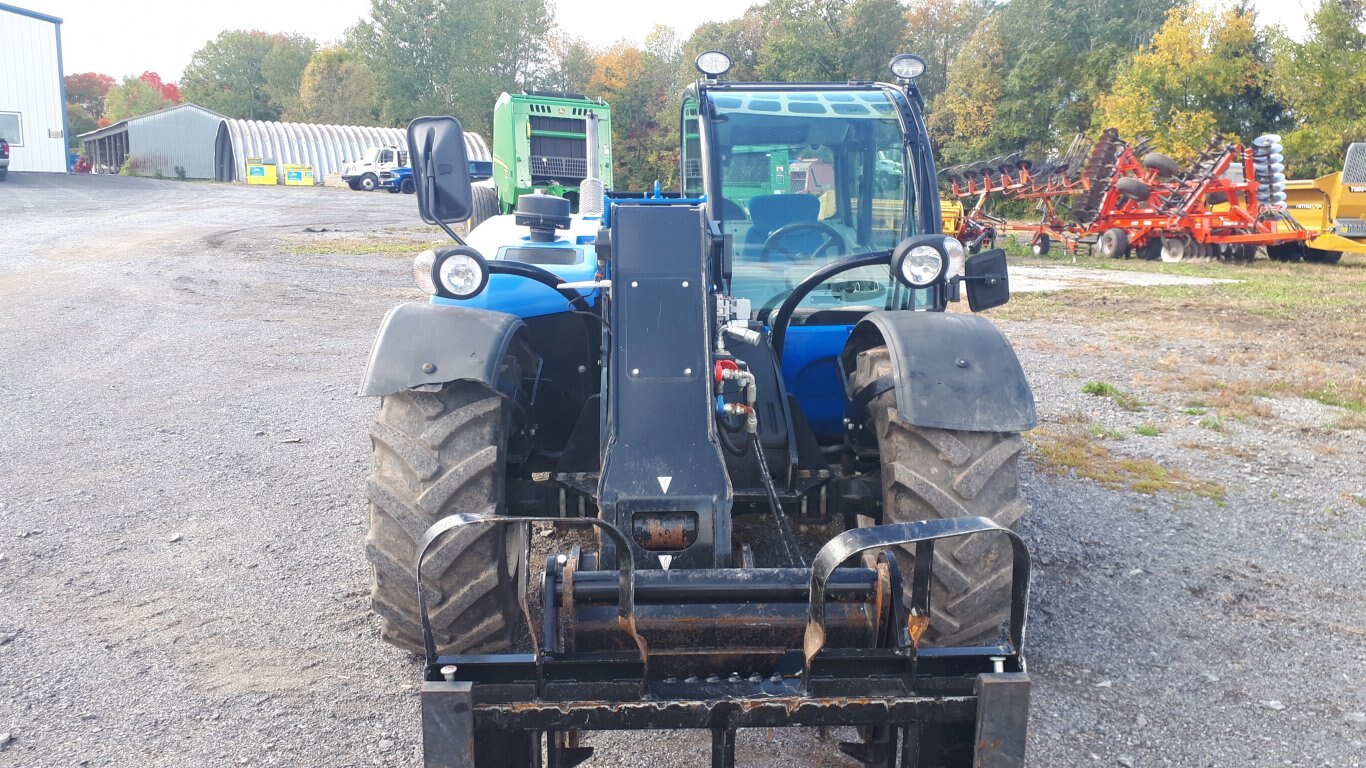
[413, 249, 437, 295]
[889, 54, 926, 80]
[695, 50, 732, 77]
[433, 247, 489, 299]
[943, 236, 966, 279]
[900, 245, 943, 287]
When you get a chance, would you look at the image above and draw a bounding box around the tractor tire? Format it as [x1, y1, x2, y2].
[1304, 247, 1342, 264]
[400, 177, 416, 194]
[1116, 177, 1151, 203]
[1032, 235, 1051, 256]
[1142, 152, 1183, 178]
[359, 173, 379, 192]
[1136, 239, 1162, 260]
[467, 185, 500, 232]
[365, 382, 520, 655]
[851, 347, 1027, 646]
[1098, 227, 1129, 259]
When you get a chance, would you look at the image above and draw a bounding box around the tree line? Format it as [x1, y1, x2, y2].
[64, 0, 1364, 184]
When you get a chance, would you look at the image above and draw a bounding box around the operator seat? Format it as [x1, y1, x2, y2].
[744, 193, 823, 258]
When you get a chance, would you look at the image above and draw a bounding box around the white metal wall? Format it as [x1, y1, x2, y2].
[216, 119, 490, 182]
[125, 104, 223, 179]
[0, 6, 67, 173]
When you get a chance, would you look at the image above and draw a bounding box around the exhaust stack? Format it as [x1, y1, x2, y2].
[579, 112, 605, 217]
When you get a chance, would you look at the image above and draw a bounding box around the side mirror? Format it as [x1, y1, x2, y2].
[963, 248, 1010, 311]
[407, 116, 472, 227]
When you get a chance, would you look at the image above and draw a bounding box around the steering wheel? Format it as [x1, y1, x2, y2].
[759, 221, 848, 263]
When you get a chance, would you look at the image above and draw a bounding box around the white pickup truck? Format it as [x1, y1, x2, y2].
[342, 145, 408, 191]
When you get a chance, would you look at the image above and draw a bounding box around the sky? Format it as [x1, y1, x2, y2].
[33, 0, 1316, 82]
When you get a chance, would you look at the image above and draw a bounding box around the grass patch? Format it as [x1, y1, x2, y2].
[1081, 380, 1145, 410]
[1135, 424, 1161, 437]
[1199, 414, 1230, 433]
[285, 237, 445, 256]
[1182, 406, 1208, 415]
[1028, 425, 1224, 500]
[1306, 387, 1366, 413]
[1087, 423, 1126, 440]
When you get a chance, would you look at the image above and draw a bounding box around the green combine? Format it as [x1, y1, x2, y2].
[491, 91, 613, 213]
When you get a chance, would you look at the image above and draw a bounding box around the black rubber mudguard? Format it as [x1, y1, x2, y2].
[358, 302, 527, 397]
[841, 311, 1036, 433]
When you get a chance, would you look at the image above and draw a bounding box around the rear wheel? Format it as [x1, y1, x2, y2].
[1098, 227, 1129, 259]
[365, 382, 520, 655]
[1304, 247, 1342, 264]
[852, 347, 1027, 645]
[468, 185, 500, 231]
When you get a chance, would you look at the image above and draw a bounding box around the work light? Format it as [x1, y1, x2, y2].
[889, 54, 926, 80]
[695, 51, 732, 77]
[432, 247, 489, 300]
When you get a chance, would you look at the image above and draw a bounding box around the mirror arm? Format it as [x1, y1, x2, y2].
[434, 217, 469, 247]
[952, 273, 1005, 286]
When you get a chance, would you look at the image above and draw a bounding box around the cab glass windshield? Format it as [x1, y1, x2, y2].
[704, 89, 916, 320]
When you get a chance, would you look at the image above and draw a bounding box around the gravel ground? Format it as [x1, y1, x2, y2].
[1, 173, 1363, 767]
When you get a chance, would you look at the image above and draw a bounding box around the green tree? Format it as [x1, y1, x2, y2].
[1094, 6, 1282, 162]
[105, 75, 175, 121]
[680, 9, 770, 83]
[929, 15, 1004, 164]
[352, 0, 554, 136]
[1268, 0, 1366, 177]
[585, 36, 677, 190]
[542, 33, 597, 95]
[66, 103, 96, 149]
[294, 48, 381, 124]
[261, 33, 318, 118]
[903, 0, 992, 104]
[182, 30, 314, 120]
[990, 0, 1174, 153]
[756, 0, 908, 82]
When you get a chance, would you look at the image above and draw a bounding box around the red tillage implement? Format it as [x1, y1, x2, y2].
[945, 131, 1310, 262]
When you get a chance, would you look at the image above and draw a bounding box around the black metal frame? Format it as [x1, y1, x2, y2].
[415, 513, 1031, 768]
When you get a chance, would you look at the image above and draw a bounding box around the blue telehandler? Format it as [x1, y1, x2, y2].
[359, 51, 1036, 767]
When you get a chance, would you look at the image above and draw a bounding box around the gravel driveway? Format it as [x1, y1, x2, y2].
[1, 174, 1363, 767]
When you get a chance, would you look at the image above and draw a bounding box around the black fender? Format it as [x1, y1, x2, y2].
[358, 302, 533, 398]
[839, 311, 1036, 432]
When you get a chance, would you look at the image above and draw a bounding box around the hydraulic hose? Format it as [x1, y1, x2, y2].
[754, 431, 804, 567]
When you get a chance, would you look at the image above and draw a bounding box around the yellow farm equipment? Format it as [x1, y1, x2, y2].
[1277, 142, 1366, 263]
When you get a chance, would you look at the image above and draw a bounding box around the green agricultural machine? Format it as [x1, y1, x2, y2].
[491, 91, 614, 213]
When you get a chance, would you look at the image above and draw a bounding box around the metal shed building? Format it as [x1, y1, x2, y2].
[0, 3, 69, 173]
[79, 103, 225, 178]
[214, 120, 490, 183]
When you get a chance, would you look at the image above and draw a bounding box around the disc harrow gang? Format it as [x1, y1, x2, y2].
[941, 130, 1311, 262]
